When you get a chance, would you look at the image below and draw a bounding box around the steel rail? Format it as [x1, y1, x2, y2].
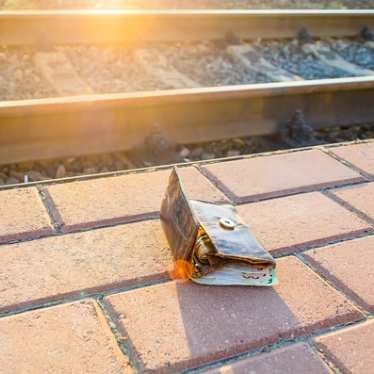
[1, 76, 374, 165]
[0, 10, 374, 46]
[1, 10, 374, 164]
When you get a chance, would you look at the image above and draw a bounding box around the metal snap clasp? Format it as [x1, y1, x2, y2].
[219, 217, 236, 230]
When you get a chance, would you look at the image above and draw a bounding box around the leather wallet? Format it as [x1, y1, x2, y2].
[160, 167, 278, 286]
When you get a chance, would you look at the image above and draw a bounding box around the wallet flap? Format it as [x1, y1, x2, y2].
[190, 200, 275, 265]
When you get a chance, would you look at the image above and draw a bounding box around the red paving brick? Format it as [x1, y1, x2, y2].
[0, 300, 130, 373]
[203, 149, 361, 202]
[204, 343, 330, 374]
[305, 236, 374, 312]
[330, 142, 374, 178]
[316, 320, 374, 374]
[332, 183, 374, 223]
[0, 187, 53, 243]
[0, 220, 172, 312]
[105, 257, 362, 372]
[236, 192, 372, 255]
[47, 167, 227, 232]
[2, 142, 373, 373]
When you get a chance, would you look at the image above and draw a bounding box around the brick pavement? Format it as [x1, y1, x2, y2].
[0, 188, 53, 243]
[204, 343, 330, 374]
[0, 140, 373, 373]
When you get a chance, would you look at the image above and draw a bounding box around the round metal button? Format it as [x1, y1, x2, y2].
[219, 217, 236, 230]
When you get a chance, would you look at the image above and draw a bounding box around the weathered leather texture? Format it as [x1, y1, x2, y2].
[160, 167, 275, 267]
[160, 167, 198, 261]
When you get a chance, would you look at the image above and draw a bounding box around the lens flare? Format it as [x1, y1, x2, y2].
[169, 259, 193, 280]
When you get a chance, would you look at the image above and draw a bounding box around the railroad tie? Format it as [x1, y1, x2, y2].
[302, 41, 374, 76]
[226, 44, 303, 82]
[133, 49, 201, 89]
[34, 50, 93, 96]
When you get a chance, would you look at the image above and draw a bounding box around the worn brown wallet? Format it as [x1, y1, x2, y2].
[160, 167, 278, 286]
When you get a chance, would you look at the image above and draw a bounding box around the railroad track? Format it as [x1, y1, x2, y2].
[1, 9, 374, 166]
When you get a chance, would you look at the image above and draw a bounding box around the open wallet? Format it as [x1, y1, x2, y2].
[160, 167, 278, 286]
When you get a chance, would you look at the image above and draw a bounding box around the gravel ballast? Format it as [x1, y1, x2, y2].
[1, 38, 374, 101]
[258, 40, 352, 79]
[331, 39, 374, 69]
[134, 42, 270, 87]
[0, 47, 55, 100]
[60, 45, 171, 93]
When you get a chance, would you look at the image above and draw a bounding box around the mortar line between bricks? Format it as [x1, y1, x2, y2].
[321, 147, 373, 181]
[0, 172, 367, 250]
[60, 211, 161, 234]
[97, 298, 144, 373]
[0, 266, 372, 373]
[234, 178, 366, 205]
[0, 213, 160, 248]
[323, 189, 374, 227]
[0, 276, 170, 320]
[0, 197, 370, 254]
[307, 340, 343, 374]
[1, 140, 372, 193]
[323, 139, 374, 150]
[0, 232, 372, 317]
[1, 231, 373, 316]
[271, 230, 374, 259]
[296, 252, 371, 317]
[195, 164, 237, 203]
[0, 188, 367, 253]
[185, 317, 371, 374]
[197, 162, 368, 206]
[315, 346, 350, 374]
[1, 232, 374, 319]
[0, 227, 373, 319]
[0, 150, 282, 192]
[303, 251, 374, 316]
[2, 176, 370, 248]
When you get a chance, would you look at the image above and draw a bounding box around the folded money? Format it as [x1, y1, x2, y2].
[160, 167, 278, 286]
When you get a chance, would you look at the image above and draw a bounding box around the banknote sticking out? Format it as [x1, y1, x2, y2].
[160, 167, 278, 286]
